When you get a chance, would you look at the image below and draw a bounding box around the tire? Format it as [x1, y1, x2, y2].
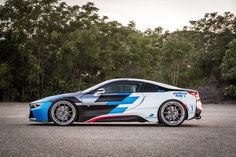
[158, 100, 187, 127]
[49, 100, 78, 126]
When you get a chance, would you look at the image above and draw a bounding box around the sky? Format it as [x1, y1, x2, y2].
[0, 0, 235, 31]
[63, 0, 236, 32]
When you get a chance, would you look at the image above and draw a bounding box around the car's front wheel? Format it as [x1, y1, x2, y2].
[158, 100, 187, 127]
[50, 100, 78, 126]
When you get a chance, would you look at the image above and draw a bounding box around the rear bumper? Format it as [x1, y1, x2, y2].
[195, 100, 202, 119]
[196, 99, 203, 111]
[195, 108, 202, 119]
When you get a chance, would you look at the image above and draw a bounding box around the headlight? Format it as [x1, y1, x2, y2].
[29, 102, 44, 109]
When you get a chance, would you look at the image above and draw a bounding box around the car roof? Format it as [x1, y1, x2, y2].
[82, 78, 183, 93]
[109, 78, 182, 89]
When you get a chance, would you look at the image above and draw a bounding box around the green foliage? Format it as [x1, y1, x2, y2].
[160, 34, 194, 86]
[221, 39, 236, 96]
[0, 0, 236, 101]
[189, 12, 236, 79]
[0, 63, 11, 89]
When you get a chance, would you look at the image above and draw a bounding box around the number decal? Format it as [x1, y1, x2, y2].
[191, 105, 194, 111]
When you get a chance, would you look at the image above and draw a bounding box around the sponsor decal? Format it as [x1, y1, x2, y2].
[173, 92, 187, 98]
[145, 113, 156, 119]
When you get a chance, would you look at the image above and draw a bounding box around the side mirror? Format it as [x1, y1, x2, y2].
[95, 88, 105, 95]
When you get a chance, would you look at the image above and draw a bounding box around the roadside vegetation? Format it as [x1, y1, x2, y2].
[0, 0, 236, 102]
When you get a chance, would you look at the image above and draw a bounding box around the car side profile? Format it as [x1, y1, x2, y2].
[29, 78, 203, 126]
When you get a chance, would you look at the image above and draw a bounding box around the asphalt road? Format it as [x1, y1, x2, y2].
[0, 103, 236, 157]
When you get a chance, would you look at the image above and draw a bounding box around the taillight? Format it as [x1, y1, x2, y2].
[188, 91, 200, 100]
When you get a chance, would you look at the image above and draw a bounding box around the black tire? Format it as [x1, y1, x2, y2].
[158, 100, 187, 127]
[49, 100, 78, 126]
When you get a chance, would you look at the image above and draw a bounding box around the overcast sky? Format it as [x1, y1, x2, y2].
[64, 0, 236, 31]
[0, 0, 235, 31]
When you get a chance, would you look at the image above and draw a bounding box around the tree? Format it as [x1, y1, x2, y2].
[159, 32, 194, 86]
[1, 0, 236, 101]
[221, 39, 236, 96]
[189, 12, 236, 79]
[0, 0, 102, 100]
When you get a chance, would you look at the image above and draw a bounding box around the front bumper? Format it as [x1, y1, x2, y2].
[29, 101, 52, 122]
[29, 110, 37, 121]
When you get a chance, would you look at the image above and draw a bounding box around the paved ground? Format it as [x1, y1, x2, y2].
[0, 103, 236, 157]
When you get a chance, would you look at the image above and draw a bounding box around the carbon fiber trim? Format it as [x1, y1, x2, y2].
[96, 115, 147, 122]
[77, 105, 117, 122]
[29, 110, 34, 118]
[95, 95, 128, 102]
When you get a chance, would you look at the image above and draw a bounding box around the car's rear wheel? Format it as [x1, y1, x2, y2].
[50, 101, 77, 126]
[158, 100, 186, 127]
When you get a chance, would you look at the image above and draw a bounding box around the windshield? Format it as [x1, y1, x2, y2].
[82, 80, 113, 93]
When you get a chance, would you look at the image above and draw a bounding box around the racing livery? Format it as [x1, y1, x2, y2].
[29, 78, 203, 126]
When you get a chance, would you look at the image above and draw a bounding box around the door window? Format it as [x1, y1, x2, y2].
[142, 83, 159, 92]
[142, 83, 168, 92]
[103, 82, 141, 93]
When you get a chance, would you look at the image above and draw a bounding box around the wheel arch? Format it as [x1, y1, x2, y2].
[157, 99, 188, 122]
[48, 98, 79, 122]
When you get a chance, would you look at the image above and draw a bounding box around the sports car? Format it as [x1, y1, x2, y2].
[29, 78, 203, 126]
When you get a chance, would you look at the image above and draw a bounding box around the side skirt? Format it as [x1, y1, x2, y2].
[86, 115, 148, 123]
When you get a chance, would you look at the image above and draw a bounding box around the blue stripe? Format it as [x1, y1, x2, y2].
[106, 96, 139, 105]
[109, 107, 128, 114]
[121, 96, 139, 104]
[108, 96, 139, 114]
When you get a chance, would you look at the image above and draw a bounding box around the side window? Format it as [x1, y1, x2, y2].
[142, 83, 159, 92]
[142, 83, 168, 92]
[103, 82, 141, 93]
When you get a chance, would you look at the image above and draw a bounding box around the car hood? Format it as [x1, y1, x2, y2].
[31, 92, 82, 104]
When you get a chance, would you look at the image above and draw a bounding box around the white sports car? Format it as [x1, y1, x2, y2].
[29, 78, 203, 126]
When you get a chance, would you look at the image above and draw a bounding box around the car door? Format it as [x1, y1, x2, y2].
[79, 81, 144, 121]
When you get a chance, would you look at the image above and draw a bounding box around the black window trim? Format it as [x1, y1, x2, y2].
[141, 82, 157, 93]
[87, 80, 145, 94]
[141, 82, 176, 93]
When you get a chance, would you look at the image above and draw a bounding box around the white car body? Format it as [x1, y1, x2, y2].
[83, 78, 202, 123]
[29, 78, 203, 126]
